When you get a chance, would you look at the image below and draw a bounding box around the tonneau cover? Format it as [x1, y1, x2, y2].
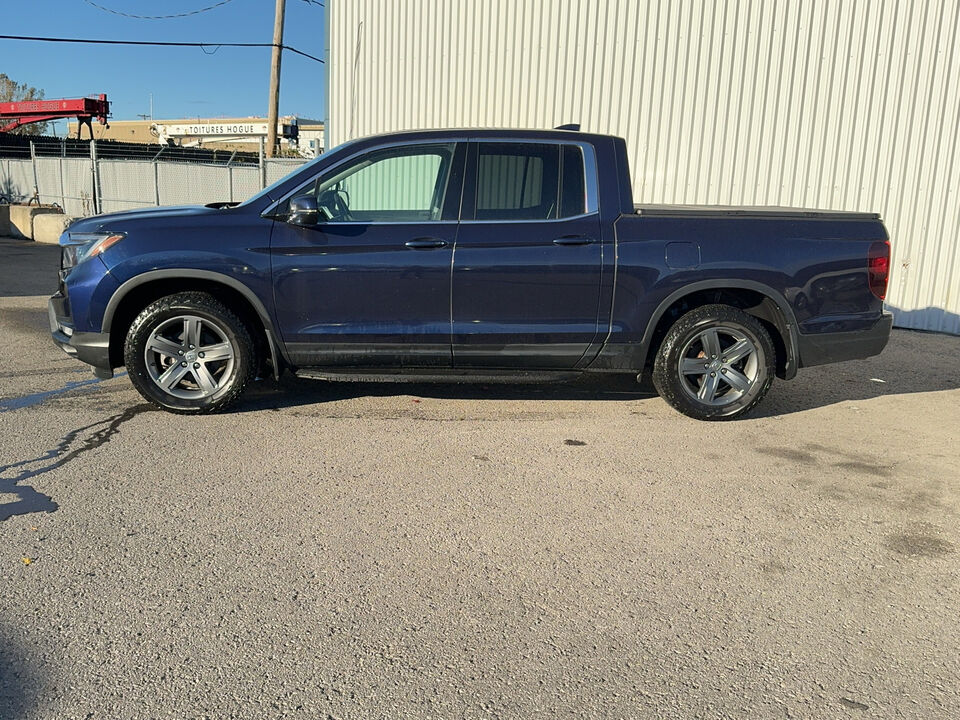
[634, 204, 880, 220]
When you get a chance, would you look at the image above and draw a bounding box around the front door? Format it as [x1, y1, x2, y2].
[270, 142, 464, 367]
[451, 141, 604, 368]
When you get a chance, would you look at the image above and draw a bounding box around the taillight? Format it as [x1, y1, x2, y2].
[868, 240, 890, 300]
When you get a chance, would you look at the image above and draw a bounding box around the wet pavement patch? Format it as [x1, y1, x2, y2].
[0, 404, 153, 522]
[0, 376, 122, 412]
[883, 532, 955, 557]
[756, 446, 816, 464]
[832, 460, 893, 478]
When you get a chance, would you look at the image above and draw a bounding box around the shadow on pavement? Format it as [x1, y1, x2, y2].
[0, 623, 45, 720]
[755, 327, 960, 417]
[235, 327, 960, 418]
[0, 237, 60, 299]
[238, 372, 658, 413]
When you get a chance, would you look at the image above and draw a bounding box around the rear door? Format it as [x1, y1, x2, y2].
[451, 141, 603, 368]
[270, 141, 465, 367]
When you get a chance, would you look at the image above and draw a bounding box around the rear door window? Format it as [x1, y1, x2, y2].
[473, 142, 588, 221]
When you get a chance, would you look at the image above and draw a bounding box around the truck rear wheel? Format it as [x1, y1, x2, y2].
[652, 304, 775, 421]
[124, 292, 255, 414]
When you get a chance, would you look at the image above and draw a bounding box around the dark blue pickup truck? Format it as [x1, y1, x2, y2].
[50, 128, 892, 420]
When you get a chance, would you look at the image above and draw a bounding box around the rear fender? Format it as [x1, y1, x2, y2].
[592, 280, 800, 379]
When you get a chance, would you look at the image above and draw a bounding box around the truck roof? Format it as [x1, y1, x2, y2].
[351, 127, 620, 144]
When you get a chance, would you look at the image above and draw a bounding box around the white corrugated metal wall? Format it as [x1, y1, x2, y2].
[327, 0, 960, 335]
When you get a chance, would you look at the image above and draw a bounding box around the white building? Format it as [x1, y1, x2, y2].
[296, 122, 326, 158]
[326, 0, 960, 335]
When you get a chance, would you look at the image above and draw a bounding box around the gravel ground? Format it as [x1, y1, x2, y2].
[1, 236, 958, 719]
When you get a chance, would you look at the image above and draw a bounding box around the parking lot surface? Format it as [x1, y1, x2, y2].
[1, 236, 958, 719]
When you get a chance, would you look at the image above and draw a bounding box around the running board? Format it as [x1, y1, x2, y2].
[293, 369, 582, 384]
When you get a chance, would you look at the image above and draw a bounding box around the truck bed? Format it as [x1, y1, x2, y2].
[634, 204, 881, 220]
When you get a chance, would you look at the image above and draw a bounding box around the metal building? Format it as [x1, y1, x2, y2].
[327, 0, 960, 335]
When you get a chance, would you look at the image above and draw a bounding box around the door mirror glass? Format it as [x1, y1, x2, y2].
[288, 195, 320, 226]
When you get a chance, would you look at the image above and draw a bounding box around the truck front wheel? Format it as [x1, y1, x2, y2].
[652, 304, 775, 421]
[124, 291, 255, 414]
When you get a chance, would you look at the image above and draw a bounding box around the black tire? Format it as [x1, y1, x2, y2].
[652, 304, 775, 421]
[124, 291, 255, 414]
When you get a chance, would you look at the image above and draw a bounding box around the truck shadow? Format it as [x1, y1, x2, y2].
[754, 326, 960, 417]
[241, 372, 659, 411]
[239, 328, 959, 417]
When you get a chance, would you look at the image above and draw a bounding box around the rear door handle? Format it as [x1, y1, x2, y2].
[405, 237, 448, 249]
[552, 235, 596, 246]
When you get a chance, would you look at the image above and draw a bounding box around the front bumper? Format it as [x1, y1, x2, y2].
[797, 312, 893, 368]
[49, 293, 113, 377]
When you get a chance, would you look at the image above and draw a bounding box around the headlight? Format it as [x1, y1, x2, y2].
[60, 232, 126, 273]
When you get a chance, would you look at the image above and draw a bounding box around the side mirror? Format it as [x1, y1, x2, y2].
[288, 195, 320, 226]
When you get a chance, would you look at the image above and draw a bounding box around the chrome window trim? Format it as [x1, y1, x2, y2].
[257, 214, 598, 227]
[262, 135, 599, 222]
[458, 211, 600, 225]
[582, 144, 599, 214]
[292, 220, 461, 226]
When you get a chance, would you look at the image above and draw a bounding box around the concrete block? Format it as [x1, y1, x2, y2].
[8, 205, 63, 240]
[0, 204, 9, 236]
[33, 213, 76, 244]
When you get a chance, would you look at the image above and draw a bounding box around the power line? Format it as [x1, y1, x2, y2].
[82, 0, 236, 20]
[0, 34, 324, 64]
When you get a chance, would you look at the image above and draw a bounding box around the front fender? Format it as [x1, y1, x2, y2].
[101, 266, 275, 336]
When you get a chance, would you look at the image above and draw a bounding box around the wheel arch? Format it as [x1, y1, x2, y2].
[640, 280, 799, 380]
[103, 270, 286, 377]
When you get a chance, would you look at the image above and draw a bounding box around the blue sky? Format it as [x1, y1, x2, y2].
[3, 0, 326, 135]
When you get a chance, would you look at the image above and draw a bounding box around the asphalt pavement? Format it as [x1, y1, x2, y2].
[1, 236, 958, 719]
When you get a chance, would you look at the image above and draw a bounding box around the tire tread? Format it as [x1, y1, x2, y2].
[123, 291, 254, 414]
[652, 304, 775, 421]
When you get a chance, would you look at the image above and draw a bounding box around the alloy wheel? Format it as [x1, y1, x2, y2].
[677, 326, 761, 407]
[143, 315, 236, 400]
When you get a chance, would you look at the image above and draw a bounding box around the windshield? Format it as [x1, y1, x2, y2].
[236, 136, 365, 208]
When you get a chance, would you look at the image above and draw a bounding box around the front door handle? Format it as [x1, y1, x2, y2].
[405, 237, 448, 249]
[552, 235, 596, 246]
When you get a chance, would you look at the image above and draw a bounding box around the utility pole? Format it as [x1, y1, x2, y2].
[266, 0, 286, 158]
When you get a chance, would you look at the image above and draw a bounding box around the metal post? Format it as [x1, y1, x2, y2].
[259, 137, 266, 190]
[227, 150, 236, 202]
[29, 140, 40, 205]
[153, 161, 161, 207]
[89, 140, 100, 215]
[58, 156, 66, 211]
[59, 138, 67, 210]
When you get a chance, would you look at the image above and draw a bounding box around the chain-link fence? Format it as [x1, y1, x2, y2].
[0, 137, 308, 217]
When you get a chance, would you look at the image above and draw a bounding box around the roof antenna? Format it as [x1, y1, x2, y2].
[554, 123, 580, 131]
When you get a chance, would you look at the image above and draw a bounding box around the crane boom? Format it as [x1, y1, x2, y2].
[0, 94, 110, 137]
